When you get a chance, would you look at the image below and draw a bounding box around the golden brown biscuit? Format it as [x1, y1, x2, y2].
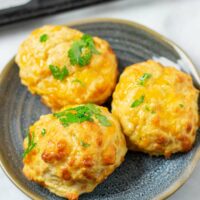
[112, 60, 199, 157]
[22, 104, 127, 199]
[16, 25, 117, 111]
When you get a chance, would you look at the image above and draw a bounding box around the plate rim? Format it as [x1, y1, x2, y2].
[0, 18, 200, 200]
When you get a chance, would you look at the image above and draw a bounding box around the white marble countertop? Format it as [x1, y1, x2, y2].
[0, 0, 200, 199]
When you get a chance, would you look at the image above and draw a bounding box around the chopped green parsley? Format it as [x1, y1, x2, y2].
[40, 34, 48, 42]
[179, 104, 184, 108]
[41, 128, 46, 136]
[80, 141, 90, 148]
[68, 34, 99, 67]
[53, 104, 111, 127]
[131, 95, 145, 108]
[22, 131, 37, 158]
[138, 73, 152, 85]
[49, 65, 69, 80]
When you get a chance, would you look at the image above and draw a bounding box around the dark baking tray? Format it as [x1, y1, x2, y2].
[0, 0, 115, 26]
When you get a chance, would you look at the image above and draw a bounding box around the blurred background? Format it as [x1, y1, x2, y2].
[0, 0, 200, 199]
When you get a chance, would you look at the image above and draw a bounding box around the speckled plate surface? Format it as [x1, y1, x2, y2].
[0, 18, 200, 200]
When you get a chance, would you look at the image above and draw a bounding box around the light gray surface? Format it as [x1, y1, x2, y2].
[0, 0, 200, 199]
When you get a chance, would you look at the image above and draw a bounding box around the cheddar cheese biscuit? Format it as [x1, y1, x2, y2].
[23, 104, 127, 199]
[16, 25, 117, 111]
[112, 60, 199, 157]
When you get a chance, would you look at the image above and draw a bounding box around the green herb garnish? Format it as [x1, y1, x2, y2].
[95, 113, 111, 126]
[83, 104, 111, 126]
[40, 34, 48, 42]
[139, 73, 152, 85]
[49, 65, 69, 80]
[82, 34, 99, 54]
[41, 128, 46, 136]
[53, 104, 111, 127]
[68, 34, 99, 67]
[72, 78, 85, 86]
[179, 104, 184, 108]
[80, 141, 90, 148]
[23, 131, 37, 158]
[131, 95, 145, 108]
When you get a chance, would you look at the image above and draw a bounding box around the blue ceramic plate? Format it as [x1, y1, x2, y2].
[0, 18, 199, 200]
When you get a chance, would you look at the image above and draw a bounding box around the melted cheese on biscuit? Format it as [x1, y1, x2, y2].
[23, 105, 127, 199]
[16, 25, 118, 111]
[112, 60, 199, 157]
